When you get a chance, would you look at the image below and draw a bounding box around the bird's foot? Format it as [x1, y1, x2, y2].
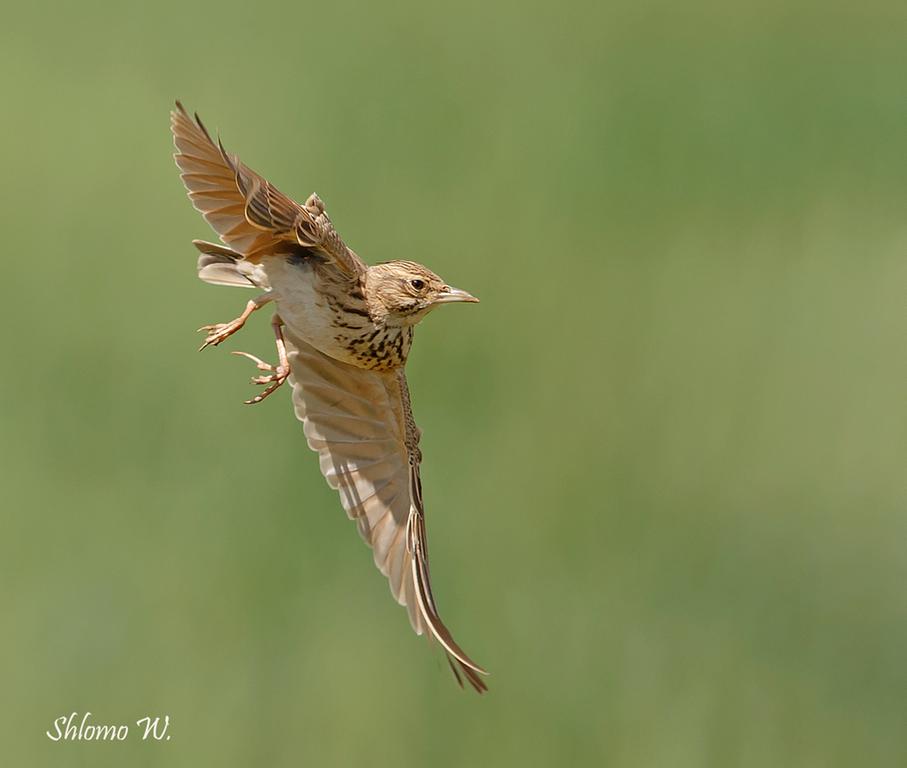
[197, 296, 270, 351]
[198, 319, 245, 350]
[231, 313, 290, 405]
[232, 351, 290, 404]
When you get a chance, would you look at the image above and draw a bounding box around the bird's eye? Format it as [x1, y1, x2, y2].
[410, 279, 425, 290]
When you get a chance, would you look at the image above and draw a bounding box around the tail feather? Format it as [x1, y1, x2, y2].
[192, 240, 259, 288]
[193, 239, 243, 261]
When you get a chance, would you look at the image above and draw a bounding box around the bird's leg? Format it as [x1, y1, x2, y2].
[232, 313, 291, 405]
[197, 292, 272, 351]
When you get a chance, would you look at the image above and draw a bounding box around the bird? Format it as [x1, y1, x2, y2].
[170, 102, 488, 692]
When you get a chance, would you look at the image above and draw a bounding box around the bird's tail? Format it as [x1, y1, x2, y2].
[192, 240, 257, 288]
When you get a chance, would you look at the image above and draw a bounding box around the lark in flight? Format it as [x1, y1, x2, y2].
[170, 102, 487, 692]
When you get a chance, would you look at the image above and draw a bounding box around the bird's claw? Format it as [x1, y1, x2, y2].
[197, 320, 243, 351]
[232, 351, 290, 404]
[196, 298, 269, 351]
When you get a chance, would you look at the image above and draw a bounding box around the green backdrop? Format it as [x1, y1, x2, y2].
[2, 1, 905, 766]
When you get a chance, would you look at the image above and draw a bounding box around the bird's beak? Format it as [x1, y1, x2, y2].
[434, 286, 480, 305]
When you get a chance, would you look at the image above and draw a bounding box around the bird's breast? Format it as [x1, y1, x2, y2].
[340, 325, 413, 371]
[260, 256, 412, 371]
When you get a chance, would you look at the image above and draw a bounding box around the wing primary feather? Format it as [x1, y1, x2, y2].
[408, 512, 488, 685]
[446, 656, 465, 689]
[282, 330, 487, 691]
[194, 112, 211, 140]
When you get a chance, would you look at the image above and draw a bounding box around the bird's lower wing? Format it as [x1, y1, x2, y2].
[283, 329, 487, 691]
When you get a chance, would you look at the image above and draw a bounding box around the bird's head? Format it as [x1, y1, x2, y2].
[366, 261, 479, 326]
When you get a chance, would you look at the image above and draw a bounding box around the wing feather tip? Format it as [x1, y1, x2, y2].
[284, 333, 487, 691]
[448, 654, 489, 693]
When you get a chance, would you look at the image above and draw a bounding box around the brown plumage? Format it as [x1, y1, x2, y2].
[171, 102, 487, 692]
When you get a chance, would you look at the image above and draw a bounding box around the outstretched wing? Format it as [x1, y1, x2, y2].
[170, 101, 366, 276]
[284, 329, 488, 692]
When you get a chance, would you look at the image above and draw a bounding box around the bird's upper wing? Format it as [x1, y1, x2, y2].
[170, 101, 366, 276]
[284, 329, 488, 692]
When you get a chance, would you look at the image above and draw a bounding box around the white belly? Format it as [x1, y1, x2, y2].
[259, 256, 353, 362]
[258, 255, 412, 371]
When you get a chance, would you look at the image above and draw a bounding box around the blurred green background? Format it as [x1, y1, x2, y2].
[1, 1, 905, 765]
